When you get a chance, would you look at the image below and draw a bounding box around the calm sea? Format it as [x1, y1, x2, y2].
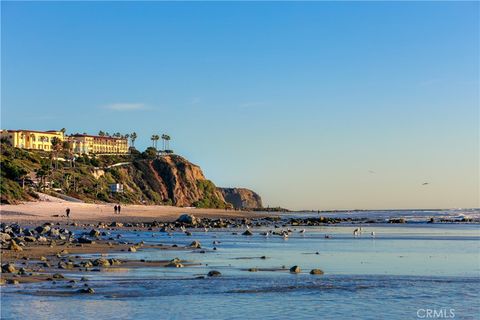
[2, 210, 479, 319]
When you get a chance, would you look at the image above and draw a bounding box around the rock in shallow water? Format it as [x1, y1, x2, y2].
[92, 258, 111, 267]
[207, 270, 221, 277]
[310, 269, 324, 275]
[242, 230, 253, 236]
[165, 258, 184, 268]
[78, 287, 95, 294]
[2, 263, 16, 273]
[189, 240, 201, 249]
[177, 214, 198, 226]
[289, 265, 301, 273]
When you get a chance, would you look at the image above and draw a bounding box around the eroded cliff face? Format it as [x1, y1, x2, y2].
[130, 155, 227, 208]
[218, 187, 263, 209]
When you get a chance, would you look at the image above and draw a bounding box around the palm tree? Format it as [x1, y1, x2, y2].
[98, 131, 106, 136]
[165, 135, 171, 150]
[162, 134, 171, 150]
[151, 135, 155, 148]
[130, 132, 137, 147]
[20, 133, 25, 148]
[161, 134, 167, 150]
[51, 137, 62, 170]
[35, 163, 52, 191]
[30, 133, 35, 148]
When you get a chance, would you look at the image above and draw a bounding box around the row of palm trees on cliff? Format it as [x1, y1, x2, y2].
[96, 131, 171, 151]
[98, 131, 138, 148]
[150, 134, 171, 151]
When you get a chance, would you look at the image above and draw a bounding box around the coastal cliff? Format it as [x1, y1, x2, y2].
[129, 156, 227, 208]
[0, 144, 261, 209]
[218, 187, 263, 209]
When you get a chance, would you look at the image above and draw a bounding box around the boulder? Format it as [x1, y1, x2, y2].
[35, 225, 51, 234]
[9, 241, 23, 252]
[78, 237, 95, 244]
[207, 270, 221, 277]
[58, 261, 74, 269]
[177, 214, 198, 226]
[110, 222, 124, 227]
[189, 240, 201, 249]
[89, 229, 101, 237]
[109, 259, 122, 266]
[23, 236, 37, 242]
[2, 263, 16, 273]
[310, 269, 324, 275]
[165, 258, 184, 268]
[92, 258, 110, 267]
[289, 265, 301, 273]
[49, 229, 60, 237]
[242, 230, 253, 236]
[78, 287, 95, 294]
[0, 233, 11, 242]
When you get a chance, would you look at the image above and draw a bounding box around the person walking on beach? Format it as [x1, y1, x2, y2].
[114, 205, 118, 214]
[117, 204, 121, 214]
[66, 208, 70, 218]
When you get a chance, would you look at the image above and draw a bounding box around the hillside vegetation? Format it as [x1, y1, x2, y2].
[0, 144, 261, 209]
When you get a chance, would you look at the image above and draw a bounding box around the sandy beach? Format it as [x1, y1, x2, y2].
[0, 195, 268, 224]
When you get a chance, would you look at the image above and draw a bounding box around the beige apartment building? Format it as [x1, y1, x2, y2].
[0, 129, 64, 151]
[1, 129, 129, 155]
[69, 134, 129, 154]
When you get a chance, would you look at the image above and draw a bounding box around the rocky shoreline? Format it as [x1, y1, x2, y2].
[1, 213, 477, 291]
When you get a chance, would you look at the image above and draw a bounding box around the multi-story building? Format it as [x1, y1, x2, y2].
[0, 129, 129, 155]
[69, 134, 129, 154]
[0, 129, 64, 151]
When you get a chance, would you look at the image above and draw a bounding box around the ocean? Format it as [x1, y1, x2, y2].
[2, 210, 479, 319]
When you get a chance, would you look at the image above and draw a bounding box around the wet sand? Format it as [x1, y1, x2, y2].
[1, 234, 195, 285]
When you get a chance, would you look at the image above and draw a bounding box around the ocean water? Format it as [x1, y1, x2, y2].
[1, 220, 479, 319]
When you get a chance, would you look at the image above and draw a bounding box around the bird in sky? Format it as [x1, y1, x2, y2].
[422, 182, 429, 186]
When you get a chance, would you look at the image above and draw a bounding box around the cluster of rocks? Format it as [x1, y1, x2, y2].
[289, 265, 324, 275]
[1, 215, 329, 289]
[1, 223, 75, 251]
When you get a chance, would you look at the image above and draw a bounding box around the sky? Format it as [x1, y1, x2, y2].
[1, 1, 479, 210]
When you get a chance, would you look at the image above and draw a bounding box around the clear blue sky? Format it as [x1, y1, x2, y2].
[1, 1, 478, 210]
